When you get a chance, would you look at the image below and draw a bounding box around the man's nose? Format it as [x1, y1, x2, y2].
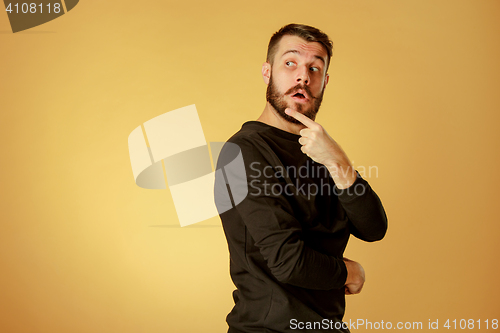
[296, 66, 309, 85]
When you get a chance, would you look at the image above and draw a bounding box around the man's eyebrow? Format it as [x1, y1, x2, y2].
[281, 49, 299, 58]
[280, 49, 326, 65]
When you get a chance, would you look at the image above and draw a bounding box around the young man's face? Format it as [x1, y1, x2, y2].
[264, 35, 330, 124]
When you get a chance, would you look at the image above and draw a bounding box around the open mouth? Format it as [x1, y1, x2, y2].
[291, 91, 309, 102]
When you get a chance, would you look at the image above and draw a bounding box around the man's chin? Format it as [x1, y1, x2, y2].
[279, 111, 302, 125]
[276, 106, 316, 125]
[289, 103, 317, 120]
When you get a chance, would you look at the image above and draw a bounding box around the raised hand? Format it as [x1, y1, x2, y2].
[285, 108, 357, 189]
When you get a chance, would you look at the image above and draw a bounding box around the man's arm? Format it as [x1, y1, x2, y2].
[285, 108, 388, 241]
[336, 174, 388, 241]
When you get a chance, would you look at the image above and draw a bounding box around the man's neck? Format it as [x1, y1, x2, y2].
[256, 102, 305, 135]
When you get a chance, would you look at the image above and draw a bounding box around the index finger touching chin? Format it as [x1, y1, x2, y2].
[285, 108, 315, 127]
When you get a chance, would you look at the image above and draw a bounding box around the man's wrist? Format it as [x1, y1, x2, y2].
[327, 164, 357, 189]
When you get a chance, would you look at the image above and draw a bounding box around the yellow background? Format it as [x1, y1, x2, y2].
[1, 0, 499, 331]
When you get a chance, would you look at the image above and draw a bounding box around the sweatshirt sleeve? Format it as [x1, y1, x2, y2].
[335, 173, 388, 242]
[220, 138, 348, 290]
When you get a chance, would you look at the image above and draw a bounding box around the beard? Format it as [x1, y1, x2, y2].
[266, 74, 325, 125]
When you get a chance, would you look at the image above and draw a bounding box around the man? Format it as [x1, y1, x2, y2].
[215, 24, 387, 333]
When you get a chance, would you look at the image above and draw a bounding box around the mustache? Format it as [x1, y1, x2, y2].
[285, 84, 317, 99]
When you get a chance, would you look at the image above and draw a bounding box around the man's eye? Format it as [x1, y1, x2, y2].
[310, 67, 319, 72]
[285, 61, 294, 66]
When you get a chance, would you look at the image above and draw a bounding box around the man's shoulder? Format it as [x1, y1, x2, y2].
[225, 122, 270, 152]
[216, 122, 275, 169]
[227, 122, 264, 142]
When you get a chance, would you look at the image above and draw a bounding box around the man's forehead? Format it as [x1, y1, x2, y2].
[276, 35, 328, 62]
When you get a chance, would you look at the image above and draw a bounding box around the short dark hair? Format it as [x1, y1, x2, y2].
[266, 23, 333, 69]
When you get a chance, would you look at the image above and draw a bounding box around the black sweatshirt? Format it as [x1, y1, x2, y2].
[215, 121, 387, 333]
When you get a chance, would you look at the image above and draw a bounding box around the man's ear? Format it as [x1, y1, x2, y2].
[324, 73, 330, 87]
[262, 62, 271, 85]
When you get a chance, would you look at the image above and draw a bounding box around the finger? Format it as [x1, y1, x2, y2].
[299, 128, 312, 138]
[285, 108, 317, 128]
